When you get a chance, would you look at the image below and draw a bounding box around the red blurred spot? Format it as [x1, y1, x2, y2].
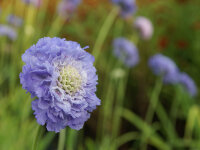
[158, 37, 169, 50]
[176, 40, 188, 49]
[193, 21, 200, 30]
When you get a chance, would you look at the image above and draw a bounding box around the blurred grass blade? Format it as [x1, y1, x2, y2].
[92, 7, 119, 64]
[184, 105, 199, 140]
[47, 16, 64, 37]
[121, 108, 171, 150]
[114, 132, 140, 149]
[156, 102, 177, 141]
[32, 125, 42, 150]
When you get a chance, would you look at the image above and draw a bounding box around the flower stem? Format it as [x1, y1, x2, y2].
[112, 68, 129, 139]
[92, 7, 119, 65]
[47, 16, 64, 37]
[140, 77, 162, 150]
[32, 125, 42, 150]
[57, 129, 66, 150]
[145, 77, 163, 123]
[66, 129, 77, 150]
[170, 85, 182, 124]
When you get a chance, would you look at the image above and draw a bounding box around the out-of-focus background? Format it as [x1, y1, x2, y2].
[0, 0, 200, 150]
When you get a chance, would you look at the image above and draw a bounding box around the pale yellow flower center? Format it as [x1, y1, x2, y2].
[58, 65, 82, 94]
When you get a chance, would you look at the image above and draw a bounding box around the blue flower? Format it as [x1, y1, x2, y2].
[57, 0, 81, 19]
[20, 37, 100, 132]
[0, 24, 17, 40]
[112, 0, 137, 18]
[22, 0, 42, 7]
[148, 54, 179, 84]
[178, 73, 197, 97]
[113, 38, 139, 67]
[7, 15, 23, 27]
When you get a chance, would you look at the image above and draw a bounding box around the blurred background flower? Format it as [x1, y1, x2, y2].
[7, 14, 23, 27]
[148, 54, 179, 84]
[0, 24, 17, 40]
[57, 0, 82, 19]
[22, 0, 42, 7]
[178, 72, 197, 97]
[113, 37, 139, 67]
[134, 16, 153, 40]
[112, 0, 137, 18]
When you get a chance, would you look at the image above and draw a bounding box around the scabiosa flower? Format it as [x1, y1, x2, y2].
[7, 15, 23, 27]
[0, 24, 17, 41]
[57, 0, 81, 19]
[148, 54, 179, 84]
[22, 0, 42, 7]
[134, 16, 153, 40]
[20, 37, 100, 132]
[112, 0, 137, 18]
[113, 38, 139, 67]
[178, 73, 197, 97]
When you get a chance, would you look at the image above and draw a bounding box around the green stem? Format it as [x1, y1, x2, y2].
[92, 7, 119, 64]
[156, 102, 177, 140]
[32, 125, 42, 150]
[99, 18, 125, 139]
[47, 16, 64, 37]
[145, 77, 163, 123]
[141, 78, 162, 150]
[112, 69, 129, 139]
[96, 56, 115, 140]
[170, 85, 182, 124]
[101, 80, 115, 137]
[66, 129, 77, 150]
[58, 129, 66, 150]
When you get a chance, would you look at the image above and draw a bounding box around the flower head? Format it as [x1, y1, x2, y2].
[57, 0, 81, 19]
[20, 37, 100, 132]
[113, 38, 139, 67]
[148, 54, 179, 84]
[7, 15, 23, 27]
[0, 24, 17, 40]
[22, 0, 42, 7]
[134, 16, 153, 40]
[178, 73, 197, 97]
[112, 0, 137, 18]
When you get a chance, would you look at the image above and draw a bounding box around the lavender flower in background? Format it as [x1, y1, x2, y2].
[22, 0, 42, 7]
[7, 15, 23, 27]
[134, 16, 153, 40]
[113, 38, 139, 67]
[20, 37, 100, 132]
[0, 24, 17, 41]
[112, 0, 137, 18]
[178, 73, 197, 97]
[148, 54, 179, 84]
[57, 0, 81, 19]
